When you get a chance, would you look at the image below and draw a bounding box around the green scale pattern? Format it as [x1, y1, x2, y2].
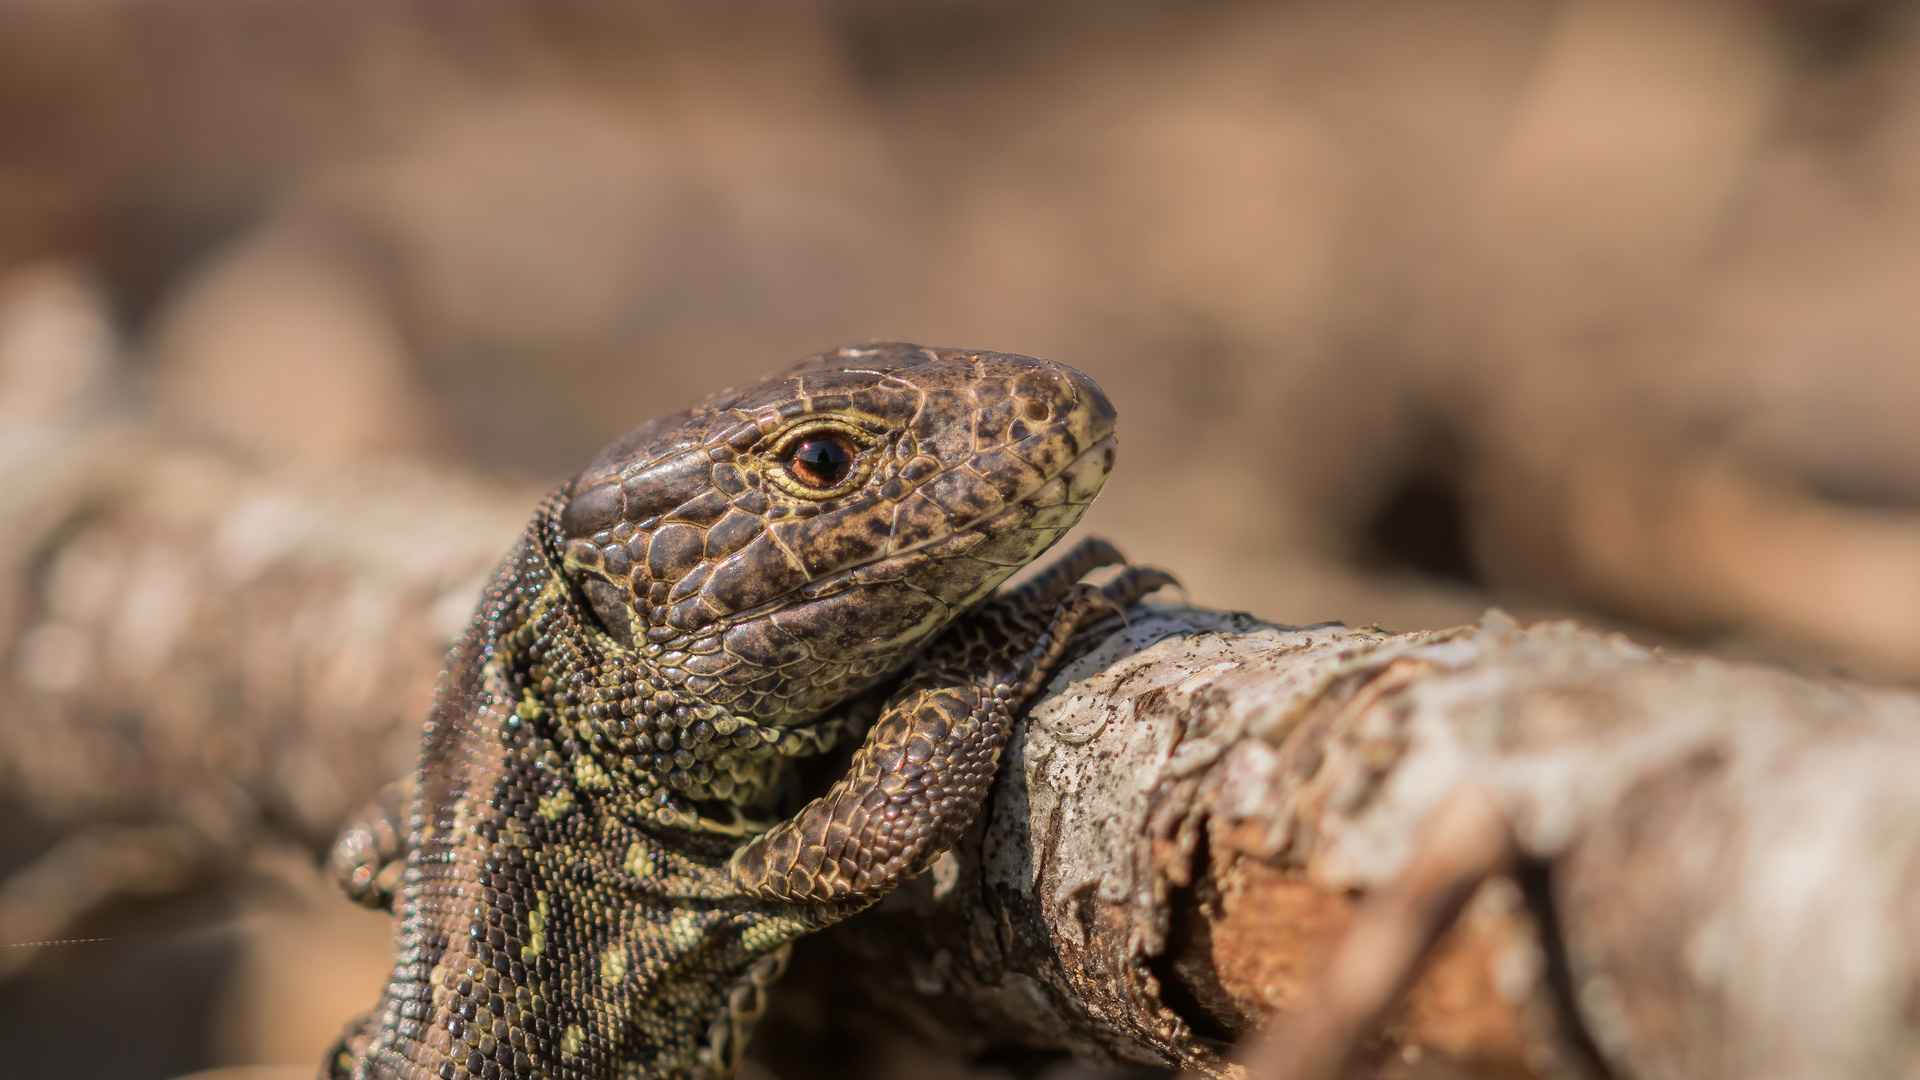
[326, 343, 1173, 1080]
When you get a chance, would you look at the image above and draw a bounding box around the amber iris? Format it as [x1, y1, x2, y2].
[786, 436, 854, 489]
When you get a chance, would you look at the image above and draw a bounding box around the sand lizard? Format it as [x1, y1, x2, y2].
[325, 343, 1171, 1080]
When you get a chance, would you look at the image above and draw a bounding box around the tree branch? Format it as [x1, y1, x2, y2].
[761, 607, 1920, 1079]
[6, 307, 1919, 1077]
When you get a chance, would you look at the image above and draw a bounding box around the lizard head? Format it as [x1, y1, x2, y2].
[553, 342, 1117, 724]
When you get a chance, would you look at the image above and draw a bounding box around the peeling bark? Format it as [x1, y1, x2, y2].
[768, 607, 1920, 1080]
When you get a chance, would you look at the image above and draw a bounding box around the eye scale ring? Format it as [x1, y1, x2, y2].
[785, 436, 854, 489]
[760, 418, 880, 500]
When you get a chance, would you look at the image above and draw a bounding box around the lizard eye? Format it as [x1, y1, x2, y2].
[783, 434, 855, 489]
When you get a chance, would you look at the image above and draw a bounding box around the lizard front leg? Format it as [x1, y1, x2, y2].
[729, 540, 1174, 902]
[328, 775, 415, 911]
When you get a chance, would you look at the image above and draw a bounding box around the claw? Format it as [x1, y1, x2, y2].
[1007, 536, 1129, 608]
[1101, 566, 1179, 610]
[1073, 566, 1179, 632]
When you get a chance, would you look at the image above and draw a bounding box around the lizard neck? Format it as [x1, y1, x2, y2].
[369, 511, 832, 1080]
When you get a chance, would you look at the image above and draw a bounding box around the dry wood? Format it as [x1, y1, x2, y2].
[5, 289, 1920, 1075]
[0, 280, 525, 974]
[771, 606, 1920, 1080]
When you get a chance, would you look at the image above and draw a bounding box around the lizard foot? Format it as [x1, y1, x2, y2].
[728, 539, 1174, 902]
[327, 775, 413, 911]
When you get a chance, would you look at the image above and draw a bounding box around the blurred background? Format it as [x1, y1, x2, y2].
[2, 0, 1919, 1076]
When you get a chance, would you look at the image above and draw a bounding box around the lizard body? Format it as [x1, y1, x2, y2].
[327, 343, 1170, 1080]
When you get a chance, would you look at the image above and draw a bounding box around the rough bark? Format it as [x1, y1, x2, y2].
[764, 606, 1920, 1080]
[0, 296, 526, 974]
[7, 299, 1920, 1076]
[9, 394, 1920, 1078]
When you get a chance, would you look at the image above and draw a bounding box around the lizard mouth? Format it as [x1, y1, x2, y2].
[885, 431, 1115, 560]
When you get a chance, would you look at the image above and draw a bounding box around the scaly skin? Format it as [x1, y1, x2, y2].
[325, 343, 1172, 1080]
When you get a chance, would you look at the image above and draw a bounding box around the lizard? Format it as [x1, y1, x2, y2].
[324, 342, 1173, 1080]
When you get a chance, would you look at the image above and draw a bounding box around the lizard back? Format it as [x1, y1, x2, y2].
[332, 342, 1165, 1080]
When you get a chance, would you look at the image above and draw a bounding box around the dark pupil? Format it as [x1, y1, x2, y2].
[790, 438, 852, 487]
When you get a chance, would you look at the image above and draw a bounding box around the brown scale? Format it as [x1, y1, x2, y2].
[326, 344, 1173, 1080]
